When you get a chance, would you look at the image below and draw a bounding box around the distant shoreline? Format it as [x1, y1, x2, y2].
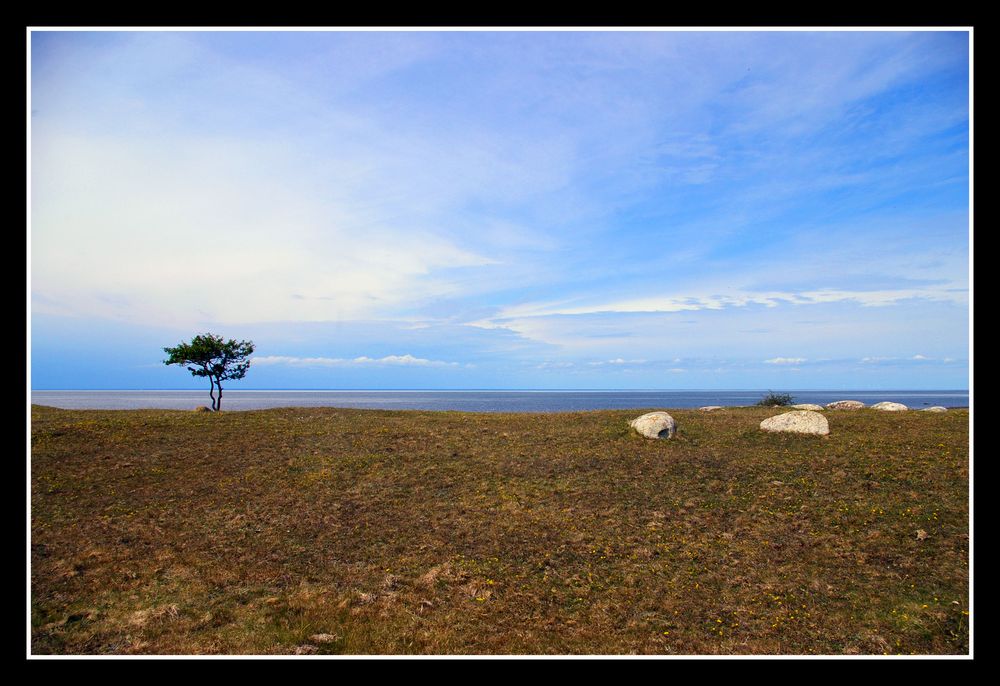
[30, 388, 971, 392]
[30, 389, 970, 413]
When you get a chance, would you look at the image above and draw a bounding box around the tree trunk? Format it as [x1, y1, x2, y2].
[217, 379, 224, 412]
[208, 377, 218, 412]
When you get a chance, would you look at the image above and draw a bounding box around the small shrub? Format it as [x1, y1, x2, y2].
[757, 391, 794, 407]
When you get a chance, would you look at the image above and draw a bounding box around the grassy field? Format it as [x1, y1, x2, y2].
[30, 404, 970, 655]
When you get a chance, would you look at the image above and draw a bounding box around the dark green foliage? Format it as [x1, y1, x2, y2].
[163, 333, 254, 411]
[756, 391, 794, 407]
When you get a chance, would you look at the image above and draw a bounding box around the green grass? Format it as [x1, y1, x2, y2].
[30, 404, 969, 655]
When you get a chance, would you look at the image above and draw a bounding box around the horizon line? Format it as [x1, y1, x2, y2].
[31, 388, 972, 393]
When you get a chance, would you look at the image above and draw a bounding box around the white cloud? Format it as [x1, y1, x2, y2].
[587, 358, 648, 366]
[860, 355, 950, 365]
[486, 285, 965, 323]
[252, 354, 460, 368]
[31, 133, 504, 327]
[535, 361, 575, 370]
[765, 357, 806, 365]
[468, 282, 968, 357]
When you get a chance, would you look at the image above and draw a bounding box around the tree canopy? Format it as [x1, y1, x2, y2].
[163, 333, 255, 411]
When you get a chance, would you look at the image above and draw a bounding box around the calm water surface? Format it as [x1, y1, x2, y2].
[31, 390, 969, 413]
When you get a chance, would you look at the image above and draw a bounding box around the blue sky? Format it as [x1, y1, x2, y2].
[30, 30, 970, 390]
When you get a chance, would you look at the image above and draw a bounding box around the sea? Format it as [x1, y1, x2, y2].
[30, 390, 970, 413]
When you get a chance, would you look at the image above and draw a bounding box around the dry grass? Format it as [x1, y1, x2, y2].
[30, 404, 969, 655]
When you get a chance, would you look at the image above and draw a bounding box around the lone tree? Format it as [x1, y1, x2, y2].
[163, 333, 255, 412]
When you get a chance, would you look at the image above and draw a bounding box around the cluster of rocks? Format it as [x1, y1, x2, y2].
[629, 399, 948, 439]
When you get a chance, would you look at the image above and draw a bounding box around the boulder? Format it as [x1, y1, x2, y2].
[826, 400, 865, 410]
[871, 401, 908, 411]
[922, 406, 948, 412]
[760, 410, 829, 436]
[790, 403, 824, 411]
[629, 411, 676, 439]
[699, 405, 724, 411]
[194, 406, 212, 413]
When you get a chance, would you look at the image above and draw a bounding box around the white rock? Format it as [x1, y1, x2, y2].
[699, 405, 724, 411]
[871, 401, 908, 411]
[760, 410, 829, 436]
[826, 400, 865, 410]
[790, 404, 824, 411]
[922, 406, 948, 412]
[629, 411, 677, 439]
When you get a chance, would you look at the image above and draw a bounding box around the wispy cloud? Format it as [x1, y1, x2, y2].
[483, 285, 966, 323]
[535, 361, 575, 370]
[253, 354, 461, 368]
[587, 358, 648, 366]
[765, 357, 806, 365]
[861, 355, 953, 365]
